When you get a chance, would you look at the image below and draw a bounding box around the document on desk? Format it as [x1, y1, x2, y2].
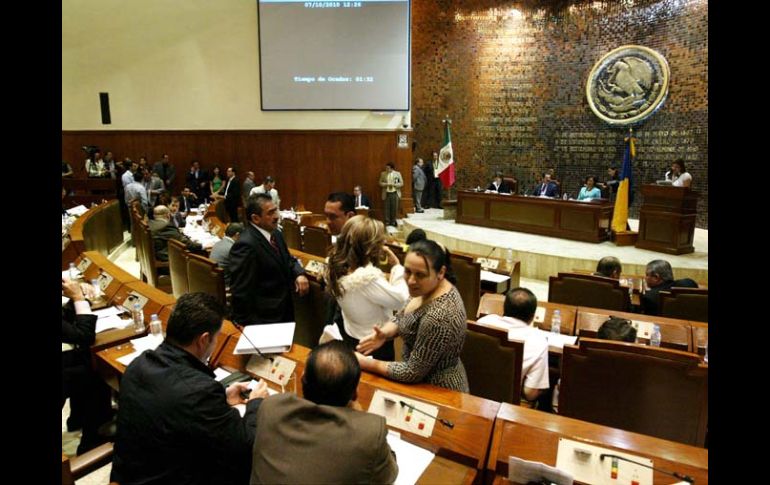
[95, 314, 131, 333]
[533, 329, 578, 350]
[116, 334, 164, 366]
[386, 430, 435, 485]
[480, 270, 509, 283]
[368, 390, 438, 438]
[234, 322, 295, 355]
[508, 455, 573, 485]
[66, 205, 88, 216]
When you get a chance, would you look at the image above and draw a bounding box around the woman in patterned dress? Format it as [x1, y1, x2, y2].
[356, 239, 469, 392]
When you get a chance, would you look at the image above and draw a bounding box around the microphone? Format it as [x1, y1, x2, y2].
[599, 454, 694, 483]
[485, 246, 497, 260]
[232, 322, 274, 362]
[399, 400, 454, 429]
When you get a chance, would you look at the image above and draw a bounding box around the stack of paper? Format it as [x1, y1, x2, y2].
[234, 322, 295, 355]
[386, 431, 435, 485]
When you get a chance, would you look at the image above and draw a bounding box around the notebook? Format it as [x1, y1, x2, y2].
[234, 322, 295, 355]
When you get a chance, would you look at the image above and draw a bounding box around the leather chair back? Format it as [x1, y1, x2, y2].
[167, 239, 189, 299]
[461, 321, 523, 404]
[559, 338, 708, 446]
[282, 219, 303, 251]
[548, 272, 629, 312]
[450, 252, 481, 319]
[303, 225, 331, 258]
[186, 253, 226, 306]
[660, 287, 708, 323]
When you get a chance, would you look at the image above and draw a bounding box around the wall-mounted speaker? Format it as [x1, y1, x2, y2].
[99, 92, 111, 124]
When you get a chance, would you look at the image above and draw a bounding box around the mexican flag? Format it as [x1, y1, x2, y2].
[436, 118, 456, 189]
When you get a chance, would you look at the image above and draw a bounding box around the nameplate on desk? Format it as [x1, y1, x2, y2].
[98, 272, 114, 291]
[475, 257, 499, 270]
[77, 257, 92, 273]
[246, 355, 297, 388]
[556, 438, 652, 485]
[630, 320, 654, 340]
[304, 259, 327, 276]
[125, 292, 149, 310]
[368, 389, 437, 438]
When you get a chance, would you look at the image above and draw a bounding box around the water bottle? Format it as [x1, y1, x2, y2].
[704, 340, 708, 364]
[563, 192, 568, 200]
[551, 310, 561, 335]
[132, 303, 145, 334]
[90, 278, 101, 300]
[650, 324, 661, 347]
[505, 248, 514, 270]
[149, 314, 163, 339]
[68, 262, 77, 280]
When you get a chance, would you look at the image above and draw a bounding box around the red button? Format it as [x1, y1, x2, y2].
[405, 415, 411, 422]
[418, 422, 425, 430]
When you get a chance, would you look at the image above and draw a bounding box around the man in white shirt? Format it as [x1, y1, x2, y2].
[250, 176, 281, 211]
[476, 287, 549, 402]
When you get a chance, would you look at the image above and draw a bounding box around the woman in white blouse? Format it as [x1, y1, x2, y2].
[326, 215, 409, 360]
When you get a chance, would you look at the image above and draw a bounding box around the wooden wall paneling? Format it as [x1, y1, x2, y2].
[63, 131, 413, 215]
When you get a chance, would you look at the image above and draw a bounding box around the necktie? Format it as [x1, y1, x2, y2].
[269, 234, 280, 255]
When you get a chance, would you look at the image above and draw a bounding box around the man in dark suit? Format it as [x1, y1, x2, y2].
[112, 293, 269, 485]
[148, 205, 203, 262]
[487, 171, 513, 194]
[152, 153, 176, 192]
[186, 160, 209, 201]
[640, 259, 698, 316]
[179, 186, 198, 216]
[251, 341, 398, 484]
[352, 185, 372, 209]
[531, 173, 559, 197]
[62, 279, 114, 455]
[222, 166, 241, 222]
[229, 194, 309, 325]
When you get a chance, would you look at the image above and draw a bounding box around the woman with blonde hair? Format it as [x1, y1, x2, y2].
[326, 215, 408, 360]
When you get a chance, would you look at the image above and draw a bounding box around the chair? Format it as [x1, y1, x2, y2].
[187, 253, 226, 306]
[660, 287, 708, 323]
[450, 252, 481, 318]
[461, 320, 524, 404]
[574, 306, 692, 352]
[212, 198, 228, 223]
[503, 176, 518, 194]
[291, 278, 329, 348]
[62, 442, 114, 485]
[477, 293, 504, 318]
[559, 338, 708, 446]
[282, 218, 303, 251]
[135, 218, 172, 292]
[548, 272, 630, 312]
[303, 225, 331, 258]
[167, 239, 189, 299]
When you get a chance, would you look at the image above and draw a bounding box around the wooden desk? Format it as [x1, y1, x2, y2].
[636, 185, 698, 255]
[92, 281, 176, 351]
[575, 306, 694, 353]
[79, 251, 139, 301]
[456, 190, 613, 243]
[691, 321, 708, 357]
[213, 336, 499, 481]
[487, 402, 708, 484]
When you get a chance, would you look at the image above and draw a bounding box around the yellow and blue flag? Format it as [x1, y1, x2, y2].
[611, 134, 635, 233]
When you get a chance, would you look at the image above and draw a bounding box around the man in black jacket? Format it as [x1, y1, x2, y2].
[62, 279, 114, 455]
[229, 194, 309, 325]
[640, 259, 698, 316]
[222, 166, 241, 223]
[111, 293, 269, 485]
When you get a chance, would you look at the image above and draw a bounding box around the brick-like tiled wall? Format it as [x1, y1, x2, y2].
[412, 0, 708, 227]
